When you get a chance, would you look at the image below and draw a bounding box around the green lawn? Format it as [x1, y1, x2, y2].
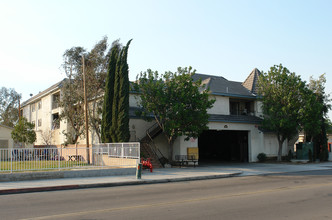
[0, 160, 89, 172]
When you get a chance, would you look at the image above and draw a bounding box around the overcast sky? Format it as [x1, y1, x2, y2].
[1, 0, 331, 119]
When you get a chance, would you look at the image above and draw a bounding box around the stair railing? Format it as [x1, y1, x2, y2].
[144, 122, 167, 166]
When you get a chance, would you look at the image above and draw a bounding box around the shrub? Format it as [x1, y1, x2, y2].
[257, 153, 267, 162]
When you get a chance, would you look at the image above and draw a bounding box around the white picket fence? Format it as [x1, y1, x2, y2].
[0, 143, 140, 173]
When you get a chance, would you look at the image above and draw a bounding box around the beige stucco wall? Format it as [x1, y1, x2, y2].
[129, 94, 140, 107]
[0, 126, 14, 148]
[262, 133, 288, 158]
[255, 100, 263, 117]
[207, 95, 229, 115]
[129, 118, 155, 141]
[22, 89, 66, 146]
[94, 155, 137, 167]
[33, 91, 65, 145]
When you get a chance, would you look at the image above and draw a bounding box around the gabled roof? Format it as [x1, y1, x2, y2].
[193, 73, 256, 99]
[21, 79, 67, 107]
[242, 68, 261, 95]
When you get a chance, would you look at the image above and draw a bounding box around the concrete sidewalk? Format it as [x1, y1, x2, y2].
[1, 162, 332, 195]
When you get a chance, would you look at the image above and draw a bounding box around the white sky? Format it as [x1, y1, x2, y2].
[0, 0, 331, 119]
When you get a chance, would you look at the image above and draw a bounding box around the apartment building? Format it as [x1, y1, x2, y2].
[21, 80, 65, 146]
[21, 69, 289, 162]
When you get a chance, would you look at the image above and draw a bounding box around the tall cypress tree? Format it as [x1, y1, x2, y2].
[101, 41, 120, 143]
[110, 48, 123, 142]
[101, 39, 132, 143]
[116, 39, 132, 142]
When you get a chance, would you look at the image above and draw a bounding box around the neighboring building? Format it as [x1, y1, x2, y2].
[295, 131, 332, 161]
[21, 80, 65, 146]
[21, 69, 289, 162]
[0, 124, 15, 149]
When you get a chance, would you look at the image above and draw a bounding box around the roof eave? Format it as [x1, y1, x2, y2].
[211, 92, 257, 99]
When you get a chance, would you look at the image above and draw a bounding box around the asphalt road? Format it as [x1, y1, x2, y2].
[1, 170, 332, 220]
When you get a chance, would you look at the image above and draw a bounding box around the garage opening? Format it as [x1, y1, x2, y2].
[198, 130, 248, 163]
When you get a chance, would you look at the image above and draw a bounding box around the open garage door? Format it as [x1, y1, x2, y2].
[198, 130, 248, 162]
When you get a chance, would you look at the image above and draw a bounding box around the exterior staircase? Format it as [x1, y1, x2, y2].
[140, 123, 166, 168]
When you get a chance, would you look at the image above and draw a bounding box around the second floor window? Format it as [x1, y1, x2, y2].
[38, 100, 42, 109]
[31, 120, 36, 130]
[31, 104, 35, 112]
[230, 99, 254, 116]
[52, 93, 60, 109]
[38, 119, 42, 127]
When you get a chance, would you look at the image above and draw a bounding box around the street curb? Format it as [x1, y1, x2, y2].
[0, 172, 242, 195]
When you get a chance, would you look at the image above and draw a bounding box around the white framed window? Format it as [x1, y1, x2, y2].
[52, 113, 60, 129]
[31, 104, 35, 112]
[38, 100, 42, 109]
[38, 119, 42, 127]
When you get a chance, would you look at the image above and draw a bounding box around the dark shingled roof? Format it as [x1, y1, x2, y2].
[193, 73, 256, 98]
[209, 114, 263, 124]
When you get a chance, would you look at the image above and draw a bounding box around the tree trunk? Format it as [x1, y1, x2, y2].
[168, 139, 174, 162]
[277, 135, 284, 162]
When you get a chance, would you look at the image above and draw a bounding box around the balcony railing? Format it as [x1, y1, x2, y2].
[230, 109, 255, 116]
[52, 101, 59, 109]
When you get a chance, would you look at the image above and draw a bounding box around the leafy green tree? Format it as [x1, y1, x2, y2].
[301, 87, 323, 142]
[60, 37, 112, 144]
[11, 117, 36, 147]
[327, 120, 332, 134]
[135, 67, 215, 161]
[60, 46, 86, 144]
[0, 87, 21, 127]
[84, 37, 112, 143]
[307, 74, 331, 161]
[258, 64, 307, 161]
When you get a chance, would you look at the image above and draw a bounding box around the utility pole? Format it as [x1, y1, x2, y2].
[18, 98, 21, 121]
[82, 56, 90, 164]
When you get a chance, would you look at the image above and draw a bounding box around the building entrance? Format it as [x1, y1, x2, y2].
[198, 130, 248, 162]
